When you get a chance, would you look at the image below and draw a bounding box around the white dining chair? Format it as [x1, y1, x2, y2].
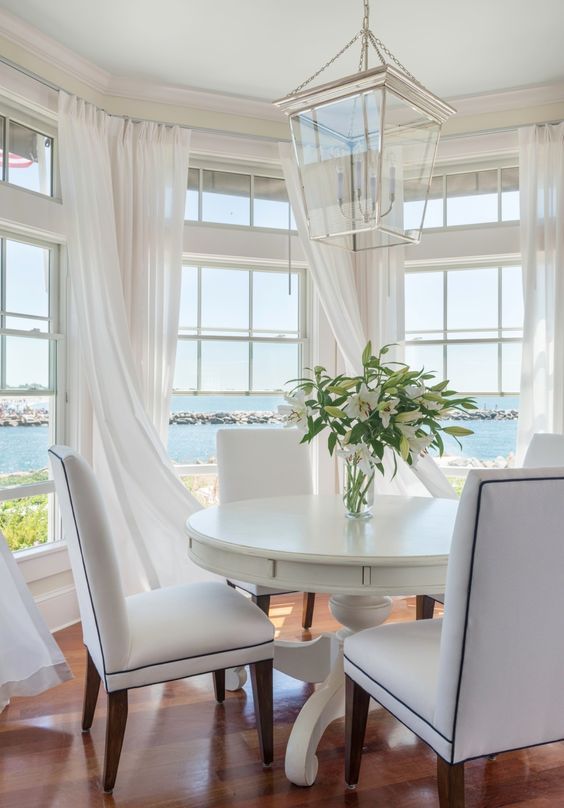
[48, 445, 274, 793]
[344, 466, 564, 806]
[417, 430, 564, 621]
[217, 427, 316, 629]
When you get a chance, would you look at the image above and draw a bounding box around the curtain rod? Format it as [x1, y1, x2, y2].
[0, 53, 287, 144]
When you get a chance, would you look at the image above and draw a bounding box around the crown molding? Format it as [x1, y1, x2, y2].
[108, 76, 283, 123]
[0, 8, 110, 93]
[0, 7, 563, 128]
[450, 81, 564, 118]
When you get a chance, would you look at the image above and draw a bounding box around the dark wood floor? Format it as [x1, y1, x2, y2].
[2, 595, 563, 807]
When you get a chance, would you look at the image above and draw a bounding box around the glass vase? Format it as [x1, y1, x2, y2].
[342, 458, 375, 519]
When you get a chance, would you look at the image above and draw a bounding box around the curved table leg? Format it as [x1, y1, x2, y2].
[284, 594, 393, 787]
[285, 652, 345, 786]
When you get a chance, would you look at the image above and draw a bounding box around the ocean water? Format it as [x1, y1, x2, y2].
[0, 394, 520, 476]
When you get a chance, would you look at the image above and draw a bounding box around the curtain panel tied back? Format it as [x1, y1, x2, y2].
[280, 143, 455, 499]
[58, 93, 207, 592]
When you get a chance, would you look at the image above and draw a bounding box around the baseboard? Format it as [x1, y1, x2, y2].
[35, 584, 80, 632]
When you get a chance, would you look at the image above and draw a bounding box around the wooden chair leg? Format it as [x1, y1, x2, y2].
[437, 757, 465, 808]
[301, 592, 316, 629]
[103, 690, 128, 794]
[250, 659, 273, 766]
[345, 674, 371, 788]
[416, 594, 436, 620]
[213, 669, 225, 703]
[82, 648, 101, 731]
[253, 594, 271, 616]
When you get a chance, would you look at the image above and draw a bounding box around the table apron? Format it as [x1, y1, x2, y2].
[188, 538, 447, 596]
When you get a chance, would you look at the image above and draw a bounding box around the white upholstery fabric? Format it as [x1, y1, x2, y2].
[217, 428, 312, 596]
[427, 430, 564, 608]
[49, 446, 130, 676]
[345, 467, 564, 764]
[217, 428, 313, 504]
[344, 619, 451, 761]
[108, 582, 273, 691]
[49, 446, 274, 691]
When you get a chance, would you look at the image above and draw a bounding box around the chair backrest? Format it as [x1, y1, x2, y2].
[435, 466, 564, 763]
[523, 432, 564, 468]
[49, 446, 129, 677]
[217, 428, 313, 503]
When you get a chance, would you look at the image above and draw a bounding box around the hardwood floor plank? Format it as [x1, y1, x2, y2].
[1, 595, 563, 807]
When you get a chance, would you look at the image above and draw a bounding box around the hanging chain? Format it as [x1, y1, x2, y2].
[286, 30, 364, 97]
[283, 0, 425, 99]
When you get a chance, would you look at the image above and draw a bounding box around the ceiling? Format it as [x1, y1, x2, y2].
[1, 0, 564, 103]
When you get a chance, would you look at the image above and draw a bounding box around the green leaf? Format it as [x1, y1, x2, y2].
[328, 431, 338, 455]
[324, 406, 347, 419]
[431, 379, 449, 391]
[362, 341, 372, 366]
[327, 386, 350, 396]
[442, 426, 474, 437]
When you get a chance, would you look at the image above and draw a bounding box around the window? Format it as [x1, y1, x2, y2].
[0, 235, 62, 551]
[405, 263, 523, 465]
[412, 166, 520, 229]
[170, 264, 306, 500]
[186, 167, 295, 230]
[0, 112, 54, 196]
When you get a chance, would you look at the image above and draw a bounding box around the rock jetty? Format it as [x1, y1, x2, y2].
[168, 407, 519, 426]
[446, 408, 518, 421]
[169, 410, 281, 426]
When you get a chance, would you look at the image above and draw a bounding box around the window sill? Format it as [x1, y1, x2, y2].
[15, 539, 70, 584]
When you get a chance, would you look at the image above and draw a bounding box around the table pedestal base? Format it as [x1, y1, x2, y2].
[283, 593, 393, 786]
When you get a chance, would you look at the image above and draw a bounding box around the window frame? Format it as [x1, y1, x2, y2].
[404, 256, 523, 397]
[0, 102, 58, 200]
[174, 260, 308, 396]
[419, 158, 519, 232]
[0, 229, 65, 552]
[186, 163, 297, 234]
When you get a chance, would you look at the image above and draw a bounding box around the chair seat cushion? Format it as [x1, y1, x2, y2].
[104, 582, 274, 691]
[344, 618, 452, 760]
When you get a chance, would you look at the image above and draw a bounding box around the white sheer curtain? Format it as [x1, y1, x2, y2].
[517, 123, 564, 458]
[59, 93, 207, 591]
[0, 534, 72, 711]
[280, 143, 455, 498]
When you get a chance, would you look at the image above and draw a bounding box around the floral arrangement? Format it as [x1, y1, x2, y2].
[279, 342, 476, 516]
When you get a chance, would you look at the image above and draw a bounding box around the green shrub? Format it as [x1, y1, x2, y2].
[1, 494, 48, 552]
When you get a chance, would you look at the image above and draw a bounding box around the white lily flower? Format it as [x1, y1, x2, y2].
[422, 398, 443, 412]
[409, 433, 434, 466]
[378, 397, 400, 428]
[277, 390, 311, 433]
[344, 383, 380, 421]
[405, 383, 426, 399]
[337, 442, 374, 476]
[397, 423, 418, 440]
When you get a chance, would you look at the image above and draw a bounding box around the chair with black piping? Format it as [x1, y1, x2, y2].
[416, 430, 564, 621]
[49, 445, 274, 794]
[344, 466, 564, 807]
[217, 427, 316, 630]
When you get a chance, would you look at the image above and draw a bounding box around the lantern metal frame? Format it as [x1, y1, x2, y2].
[274, 0, 456, 250]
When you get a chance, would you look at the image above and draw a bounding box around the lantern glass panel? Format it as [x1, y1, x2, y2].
[289, 88, 383, 240]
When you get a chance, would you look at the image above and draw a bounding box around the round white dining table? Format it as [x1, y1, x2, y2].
[186, 493, 458, 787]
